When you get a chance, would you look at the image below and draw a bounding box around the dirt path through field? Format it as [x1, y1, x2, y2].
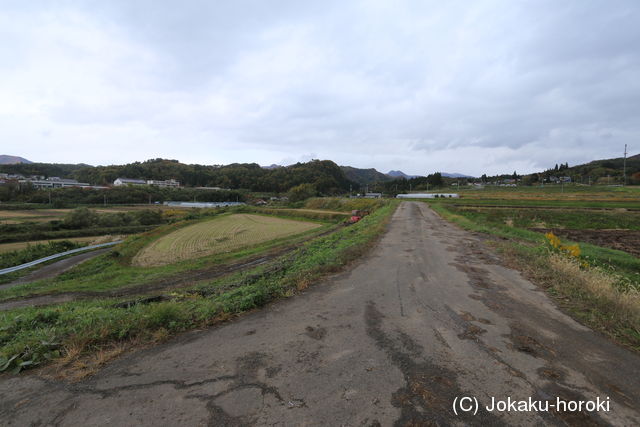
[1, 202, 639, 425]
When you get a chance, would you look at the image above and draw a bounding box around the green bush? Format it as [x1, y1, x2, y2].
[0, 240, 86, 269]
[304, 197, 385, 212]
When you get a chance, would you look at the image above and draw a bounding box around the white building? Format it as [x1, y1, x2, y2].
[19, 177, 91, 189]
[113, 178, 147, 186]
[147, 179, 180, 188]
[364, 192, 383, 198]
[396, 193, 459, 199]
[113, 177, 181, 187]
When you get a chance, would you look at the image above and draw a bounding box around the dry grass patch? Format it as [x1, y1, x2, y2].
[43, 342, 131, 382]
[548, 254, 640, 329]
[133, 214, 321, 267]
[501, 245, 640, 350]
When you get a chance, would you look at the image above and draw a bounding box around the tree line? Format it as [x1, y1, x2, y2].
[1, 159, 354, 195]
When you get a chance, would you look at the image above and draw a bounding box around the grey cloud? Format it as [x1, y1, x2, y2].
[1, 0, 638, 176]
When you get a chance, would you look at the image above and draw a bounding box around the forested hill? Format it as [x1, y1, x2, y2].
[1, 159, 355, 194]
[527, 153, 640, 184]
[340, 166, 393, 186]
[0, 155, 32, 164]
[0, 162, 89, 178]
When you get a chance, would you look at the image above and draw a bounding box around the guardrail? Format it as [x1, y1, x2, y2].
[0, 241, 123, 276]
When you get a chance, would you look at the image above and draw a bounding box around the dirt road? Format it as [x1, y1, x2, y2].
[1, 202, 639, 425]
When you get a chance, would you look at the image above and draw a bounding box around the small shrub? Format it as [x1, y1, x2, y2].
[545, 232, 582, 261]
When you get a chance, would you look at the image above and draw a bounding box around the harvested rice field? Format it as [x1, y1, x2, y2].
[133, 214, 322, 266]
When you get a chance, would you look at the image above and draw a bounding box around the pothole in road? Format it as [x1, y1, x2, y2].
[213, 386, 267, 418]
[304, 325, 327, 340]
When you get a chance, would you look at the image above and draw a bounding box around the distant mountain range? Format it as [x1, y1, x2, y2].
[343, 167, 475, 184]
[339, 166, 392, 185]
[4, 152, 637, 187]
[441, 172, 474, 178]
[0, 155, 32, 165]
[387, 170, 422, 179]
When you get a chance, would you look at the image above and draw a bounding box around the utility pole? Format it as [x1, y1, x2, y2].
[623, 144, 628, 186]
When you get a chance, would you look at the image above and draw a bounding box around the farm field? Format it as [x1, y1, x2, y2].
[133, 213, 322, 266]
[0, 205, 190, 224]
[0, 201, 396, 376]
[271, 208, 350, 215]
[431, 185, 640, 208]
[427, 185, 640, 284]
[0, 235, 122, 253]
[453, 184, 640, 199]
[444, 205, 640, 257]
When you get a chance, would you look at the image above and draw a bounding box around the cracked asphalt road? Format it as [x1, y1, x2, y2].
[1, 202, 639, 426]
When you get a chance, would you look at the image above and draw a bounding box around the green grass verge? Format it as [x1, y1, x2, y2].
[0, 201, 398, 373]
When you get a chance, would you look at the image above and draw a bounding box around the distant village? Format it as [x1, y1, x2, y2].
[0, 174, 191, 190]
[0, 172, 575, 192]
[461, 175, 572, 188]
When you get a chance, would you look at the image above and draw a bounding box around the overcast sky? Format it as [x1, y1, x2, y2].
[1, 1, 638, 176]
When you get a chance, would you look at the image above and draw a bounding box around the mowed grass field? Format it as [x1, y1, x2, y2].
[133, 213, 322, 266]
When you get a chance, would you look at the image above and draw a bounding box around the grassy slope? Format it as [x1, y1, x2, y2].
[0, 201, 398, 373]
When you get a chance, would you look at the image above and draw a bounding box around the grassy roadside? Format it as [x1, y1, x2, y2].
[0, 201, 398, 374]
[434, 198, 640, 209]
[428, 201, 640, 351]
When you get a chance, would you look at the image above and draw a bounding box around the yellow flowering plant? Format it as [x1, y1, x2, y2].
[545, 232, 586, 266]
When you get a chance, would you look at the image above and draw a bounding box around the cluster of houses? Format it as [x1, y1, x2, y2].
[0, 173, 107, 190]
[0, 174, 183, 190]
[545, 176, 572, 183]
[113, 178, 181, 188]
